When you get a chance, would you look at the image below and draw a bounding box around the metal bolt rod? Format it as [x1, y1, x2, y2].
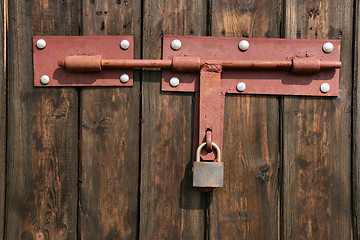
[102, 59, 172, 69]
[203, 60, 341, 70]
[58, 55, 341, 74]
[102, 59, 341, 71]
[103, 59, 294, 70]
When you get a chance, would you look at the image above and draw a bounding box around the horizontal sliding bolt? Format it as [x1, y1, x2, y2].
[58, 55, 341, 75]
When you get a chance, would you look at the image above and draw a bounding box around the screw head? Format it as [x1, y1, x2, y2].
[322, 42, 333, 53]
[169, 77, 180, 87]
[40, 75, 50, 85]
[320, 83, 330, 93]
[171, 39, 181, 51]
[120, 40, 130, 50]
[236, 82, 246, 92]
[36, 39, 46, 49]
[120, 74, 130, 83]
[238, 40, 249, 51]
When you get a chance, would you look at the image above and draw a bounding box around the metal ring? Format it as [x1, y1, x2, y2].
[196, 142, 221, 163]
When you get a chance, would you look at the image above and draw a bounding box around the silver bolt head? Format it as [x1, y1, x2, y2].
[236, 82, 246, 92]
[170, 77, 180, 87]
[238, 40, 249, 51]
[322, 42, 333, 53]
[120, 40, 130, 50]
[36, 39, 46, 49]
[120, 74, 130, 83]
[40, 75, 50, 85]
[171, 39, 182, 51]
[320, 83, 330, 93]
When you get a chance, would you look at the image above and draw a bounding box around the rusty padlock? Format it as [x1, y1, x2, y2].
[193, 142, 223, 188]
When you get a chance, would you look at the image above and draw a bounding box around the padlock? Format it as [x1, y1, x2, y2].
[193, 142, 223, 187]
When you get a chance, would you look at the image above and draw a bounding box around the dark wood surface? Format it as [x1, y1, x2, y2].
[355, 0, 360, 238]
[283, 0, 353, 239]
[80, 1, 141, 239]
[6, 0, 80, 239]
[208, 0, 281, 239]
[140, 1, 207, 239]
[0, 0, 5, 237]
[2, 0, 358, 239]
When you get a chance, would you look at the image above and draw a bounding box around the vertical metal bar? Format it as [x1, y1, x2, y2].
[198, 64, 224, 161]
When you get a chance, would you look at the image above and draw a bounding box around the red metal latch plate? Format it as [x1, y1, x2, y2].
[162, 36, 340, 96]
[33, 36, 134, 87]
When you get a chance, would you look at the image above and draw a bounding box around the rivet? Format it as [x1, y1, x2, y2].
[320, 83, 330, 93]
[36, 39, 46, 49]
[120, 74, 129, 83]
[236, 82, 246, 92]
[170, 77, 180, 87]
[40, 75, 50, 85]
[171, 39, 181, 51]
[238, 40, 249, 51]
[120, 40, 130, 50]
[322, 42, 333, 53]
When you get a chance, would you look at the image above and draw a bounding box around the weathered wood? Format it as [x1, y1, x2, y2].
[0, 0, 5, 237]
[208, 0, 281, 239]
[354, 0, 360, 238]
[283, 1, 352, 239]
[140, 1, 207, 239]
[6, 0, 79, 239]
[80, 1, 141, 239]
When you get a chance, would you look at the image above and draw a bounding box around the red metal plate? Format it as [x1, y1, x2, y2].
[162, 36, 340, 96]
[33, 36, 133, 87]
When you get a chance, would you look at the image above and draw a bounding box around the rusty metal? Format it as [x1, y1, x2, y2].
[205, 130, 212, 152]
[162, 36, 341, 96]
[193, 142, 223, 188]
[198, 64, 224, 162]
[33, 35, 342, 192]
[160, 36, 341, 191]
[59, 56, 173, 71]
[33, 36, 133, 87]
[58, 55, 340, 75]
[58, 55, 102, 72]
[291, 57, 321, 75]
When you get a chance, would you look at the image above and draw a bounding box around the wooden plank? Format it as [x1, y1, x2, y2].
[208, 1, 281, 239]
[354, 0, 360, 237]
[0, 0, 5, 237]
[283, 1, 352, 239]
[140, 1, 207, 239]
[79, 1, 141, 239]
[5, 0, 79, 239]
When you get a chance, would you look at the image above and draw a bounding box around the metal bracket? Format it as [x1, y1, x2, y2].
[33, 36, 134, 87]
[161, 36, 340, 96]
[33, 35, 341, 191]
[160, 36, 340, 190]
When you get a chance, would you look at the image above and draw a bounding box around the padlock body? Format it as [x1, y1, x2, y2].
[193, 162, 224, 187]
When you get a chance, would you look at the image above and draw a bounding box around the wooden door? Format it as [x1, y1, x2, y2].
[0, 0, 357, 239]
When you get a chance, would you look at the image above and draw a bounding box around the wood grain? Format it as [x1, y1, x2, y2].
[80, 1, 141, 239]
[0, 0, 5, 237]
[2, 1, 357, 239]
[6, 0, 79, 239]
[140, 1, 207, 239]
[354, 0, 360, 237]
[208, 0, 281, 239]
[283, 0, 352, 239]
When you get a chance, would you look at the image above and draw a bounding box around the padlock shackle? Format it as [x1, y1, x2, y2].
[196, 142, 221, 163]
